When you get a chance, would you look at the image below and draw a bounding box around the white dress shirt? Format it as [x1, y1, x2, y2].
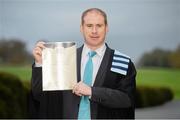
[81, 43, 106, 86]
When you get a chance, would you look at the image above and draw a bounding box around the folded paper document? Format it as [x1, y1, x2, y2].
[42, 42, 77, 91]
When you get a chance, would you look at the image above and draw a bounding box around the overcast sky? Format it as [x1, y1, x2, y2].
[0, 0, 180, 63]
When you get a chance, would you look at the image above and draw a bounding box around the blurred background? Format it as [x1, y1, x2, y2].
[0, 0, 180, 118]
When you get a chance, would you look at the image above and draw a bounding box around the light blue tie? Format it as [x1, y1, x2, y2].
[78, 51, 96, 119]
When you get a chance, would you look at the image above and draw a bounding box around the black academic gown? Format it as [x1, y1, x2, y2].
[29, 44, 136, 119]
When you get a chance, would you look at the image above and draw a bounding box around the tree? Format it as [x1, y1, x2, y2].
[169, 44, 180, 68]
[137, 48, 171, 68]
[0, 38, 33, 65]
[137, 44, 180, 68]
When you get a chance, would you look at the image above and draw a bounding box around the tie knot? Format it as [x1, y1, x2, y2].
[88, 51, 96, 58]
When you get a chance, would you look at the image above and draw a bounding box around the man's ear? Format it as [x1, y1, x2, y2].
[106, 25, 109, 33]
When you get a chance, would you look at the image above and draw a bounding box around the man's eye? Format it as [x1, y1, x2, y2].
[87, 25, 92, 27]
[97, 24, 102, 28]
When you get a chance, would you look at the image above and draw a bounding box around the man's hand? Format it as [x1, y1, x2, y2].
[32, 41, 45, 64]
[72, 81, 92, 97]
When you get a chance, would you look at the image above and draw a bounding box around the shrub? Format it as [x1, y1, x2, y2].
[135, 86, 173, 108]
[0, 72, 29, 118]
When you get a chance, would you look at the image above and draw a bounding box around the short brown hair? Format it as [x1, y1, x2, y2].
[81, 8, 108, 25]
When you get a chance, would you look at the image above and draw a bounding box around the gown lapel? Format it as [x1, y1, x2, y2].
[93, 46, 112, 87]
[77, 46, 83, 83]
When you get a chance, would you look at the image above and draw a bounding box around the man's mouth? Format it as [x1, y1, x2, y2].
[90, 36, 99, 39]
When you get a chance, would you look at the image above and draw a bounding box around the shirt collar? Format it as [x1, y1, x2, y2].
[83, 43, 106, 57]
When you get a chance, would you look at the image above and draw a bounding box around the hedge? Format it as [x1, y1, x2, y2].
[135, 86, 174, 108]
[0, 72, 29, 118]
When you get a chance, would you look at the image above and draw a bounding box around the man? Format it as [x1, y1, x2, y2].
[29, 8, 136, 119]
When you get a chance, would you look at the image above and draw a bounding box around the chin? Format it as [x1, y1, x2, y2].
[85, 39, 103, 47]
[89, 42, 102, 48]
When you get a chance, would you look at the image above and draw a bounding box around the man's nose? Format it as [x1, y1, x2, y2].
[92, 27, 97, 34]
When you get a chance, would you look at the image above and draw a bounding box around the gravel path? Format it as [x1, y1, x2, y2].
[135, 100, 180, 119]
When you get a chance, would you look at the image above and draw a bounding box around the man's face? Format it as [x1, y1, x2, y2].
[81, 11, 108, 49]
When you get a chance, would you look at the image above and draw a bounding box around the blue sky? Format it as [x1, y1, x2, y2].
[0, 0, 180, 63]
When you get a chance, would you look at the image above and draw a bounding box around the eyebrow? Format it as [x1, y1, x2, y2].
[85, 23, 104, 25]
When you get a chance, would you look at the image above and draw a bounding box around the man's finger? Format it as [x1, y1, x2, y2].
[36, 43, 45, 50]
[74, 91, 82, 96]
[72, 84, 78, 93]
[33, 47, 43, 56]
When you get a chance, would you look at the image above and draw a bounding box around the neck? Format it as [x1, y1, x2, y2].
[85, 43, 104, 51]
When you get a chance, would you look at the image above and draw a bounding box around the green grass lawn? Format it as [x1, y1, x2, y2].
[0, 65, 32, 81]
[0, 65, 180, 99]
